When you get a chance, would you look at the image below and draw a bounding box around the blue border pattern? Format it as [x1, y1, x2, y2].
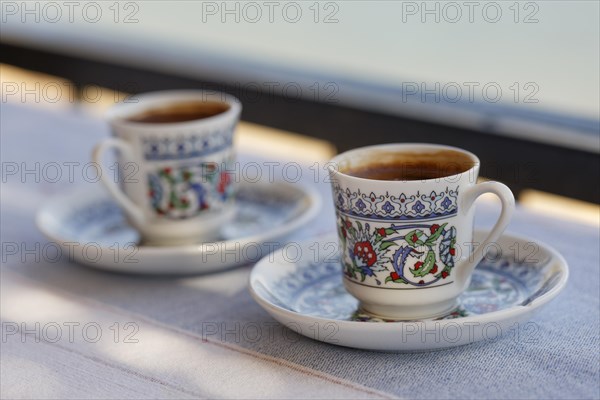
[142, 125, 234, 160]
[333, 183, 459, 221]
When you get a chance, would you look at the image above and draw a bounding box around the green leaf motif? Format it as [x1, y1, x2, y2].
[385, 228, 396, 235]
[379, 241, 395, 251]
[424, 223, 448, 246]
[404, 230, 425, 246]
[349, 227, 358, 240]
[344, 262, 357, 279]
[160, 170, 176, 185]
[356, 221, 363, 231]
[410, 250, 436, 277]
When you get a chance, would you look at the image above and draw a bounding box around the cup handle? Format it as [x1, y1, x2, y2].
[92, 138, 145, 227]
[457, 181, 515, 281]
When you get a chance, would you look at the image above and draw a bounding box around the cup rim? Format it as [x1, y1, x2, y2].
[328, 143, 480, 183]
[106, 89, 241, 130]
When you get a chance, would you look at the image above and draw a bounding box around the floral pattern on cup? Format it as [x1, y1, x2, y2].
[148, 161, 234, 219]
[338, 215, 457, 287]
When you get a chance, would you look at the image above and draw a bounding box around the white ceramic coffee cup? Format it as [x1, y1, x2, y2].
[329, 143, 515, 319]
[93, 90, 241, 246]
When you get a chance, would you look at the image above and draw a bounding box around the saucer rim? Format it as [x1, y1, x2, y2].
[36, 181, 321, 262]
[249, 230, 569, 330]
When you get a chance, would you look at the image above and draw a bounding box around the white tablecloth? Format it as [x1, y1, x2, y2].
[1, 103, 598, 399]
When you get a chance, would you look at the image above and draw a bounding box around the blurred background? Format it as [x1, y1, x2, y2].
[1, 0, 598, 223]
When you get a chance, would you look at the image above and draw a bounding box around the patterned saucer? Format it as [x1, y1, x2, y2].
[36, 181, 320, 275]
[250, 232, 568, 352]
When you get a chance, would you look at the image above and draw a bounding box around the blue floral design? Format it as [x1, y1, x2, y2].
[148, 174, 163, 210]
[350, 251, 376, 277]
[382, 201, 394, 214]
[269, 249, 557, 322]
[143, 127, 234, 160]
[441, 197, 452, 209]
[412, 201, 425, 213]
[332, 184, 459, 221]
[356, 199, 366, 211]
[439, 226, 457, 268]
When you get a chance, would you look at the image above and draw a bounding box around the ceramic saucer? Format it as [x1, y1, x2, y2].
[250, 231, 569, 352]
[36, 181, 320, 274]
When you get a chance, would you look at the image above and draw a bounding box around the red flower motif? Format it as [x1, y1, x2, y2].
[377, 228, 387, 237]
[414, 261, 423, 270]
[390, 271, 400, 281]
[449, 248, 456, 256]
[148, 190, 154, 197]
[441, 271, 449, 279]
[217, 172, 231, 194]
[163, 167, 172, 175]
[353, 241, 377, 266]
[418, 280, 425, 284]
[344, 218, 352, 229]
[430, 224, 440, 234]
[411, 233, 418, 243]
[342, 227, 347, 238]
[431, 264, 438, 274]
[205, 163, 217, 173]
[168, 201, 174, 209]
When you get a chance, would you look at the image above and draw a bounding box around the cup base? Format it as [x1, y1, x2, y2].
[141, 233, 221, 247]
[136, 205, 236, 247]
[359, 299, 459, 321]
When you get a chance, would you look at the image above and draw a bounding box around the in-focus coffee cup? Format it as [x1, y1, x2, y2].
[328, 143, 515, 319]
